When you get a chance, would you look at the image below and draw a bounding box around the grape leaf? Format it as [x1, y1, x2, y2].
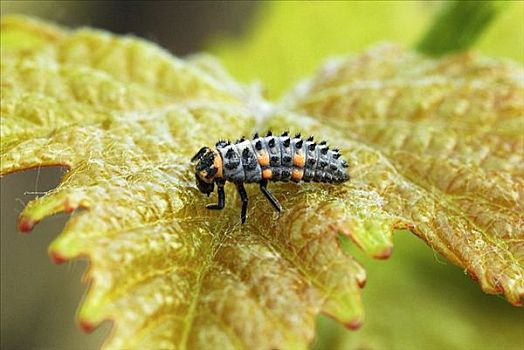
[1, 15, 379, 349]
[283, 43, 524, 305]
[1, 14, 522, 350]
[209, 2, 524, 349]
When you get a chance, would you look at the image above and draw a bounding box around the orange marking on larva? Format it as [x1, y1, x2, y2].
[293, 153, 305, 167]
[213, 148, 223, 178]
[258, 151, 270, 167]
[262, 168, 272, 179]
[291, 169, 304, 181]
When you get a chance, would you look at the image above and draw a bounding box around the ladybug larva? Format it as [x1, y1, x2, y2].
[191, 131, 350, 223]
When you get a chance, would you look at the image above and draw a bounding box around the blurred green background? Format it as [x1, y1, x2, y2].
[1, 1, 523, 349]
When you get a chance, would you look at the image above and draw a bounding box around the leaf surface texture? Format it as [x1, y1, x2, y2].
[1, 15, 522, 349]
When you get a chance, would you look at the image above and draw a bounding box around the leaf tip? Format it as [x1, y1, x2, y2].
[374, 246, 393, 260]
[344, 319, 363, 330]
[467, 269, 479, 282]
[78, 319, 96, 333]
[49, 250, 69, 265]
[63, 199, 76, 213]
[17, 217, 35, 233]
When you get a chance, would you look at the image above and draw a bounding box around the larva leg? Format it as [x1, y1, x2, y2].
[236, 183, 249, 224]
[206, 182, 225, 210]
[259, 179, 282, 212]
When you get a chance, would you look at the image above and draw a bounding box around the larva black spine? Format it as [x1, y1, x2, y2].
[192, 132, 350, 223]
[216, 133, 349, 184]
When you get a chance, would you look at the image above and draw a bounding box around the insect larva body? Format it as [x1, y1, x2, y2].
[191, 131, 350, 223]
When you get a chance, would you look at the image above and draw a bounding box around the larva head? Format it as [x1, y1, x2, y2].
[191, 147, 222, 195]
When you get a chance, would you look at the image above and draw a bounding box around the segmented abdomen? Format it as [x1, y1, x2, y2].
[217, 132, 349, 183]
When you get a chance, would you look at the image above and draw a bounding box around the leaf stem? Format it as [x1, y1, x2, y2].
[417, 0, 509, 56]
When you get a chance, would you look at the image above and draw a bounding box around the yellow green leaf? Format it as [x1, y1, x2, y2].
[313, 233, 524, 350]
[1, 14, 523, 350]
[282, 43, 524, 305]
[1, 15, 373, 349]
